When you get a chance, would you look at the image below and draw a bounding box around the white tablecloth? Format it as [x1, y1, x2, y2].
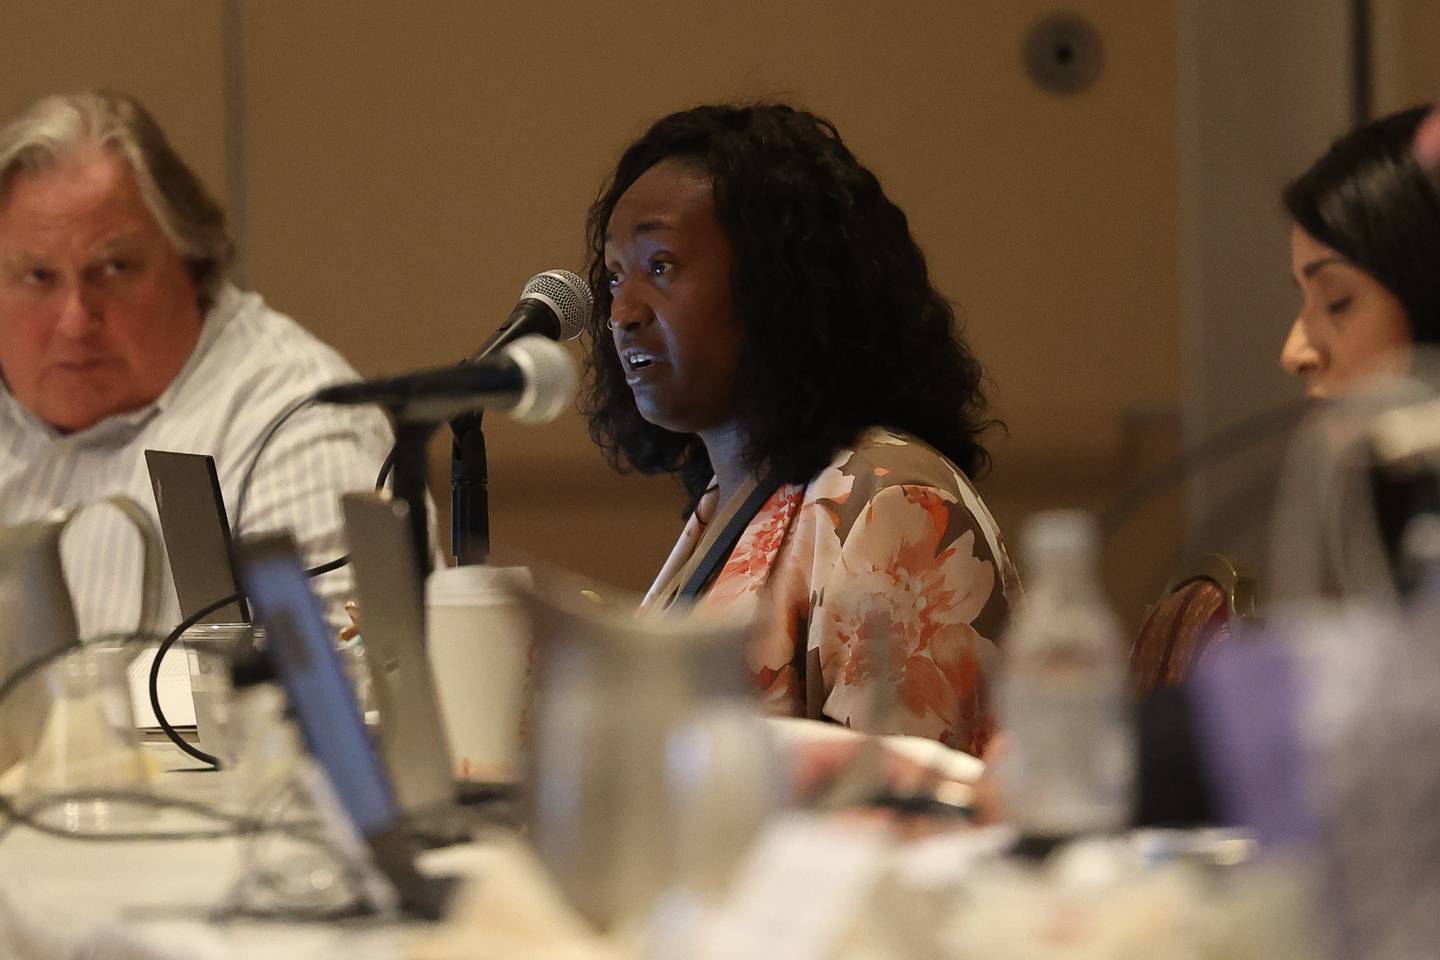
[0, 743, 486, 960]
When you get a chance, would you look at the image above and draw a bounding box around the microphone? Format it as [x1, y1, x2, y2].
[468, 269, 591, 362]
[315, 335, 578, 424]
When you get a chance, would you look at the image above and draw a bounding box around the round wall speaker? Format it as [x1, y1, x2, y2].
[1024, 12, 1103, 95]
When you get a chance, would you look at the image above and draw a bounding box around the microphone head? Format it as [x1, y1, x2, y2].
[502, 335, 579, 425]
[521, 270, 591, 341]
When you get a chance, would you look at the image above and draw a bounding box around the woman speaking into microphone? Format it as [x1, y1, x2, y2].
[580, 103, 1019, 755]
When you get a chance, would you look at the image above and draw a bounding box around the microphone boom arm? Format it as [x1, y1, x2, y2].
[450, 410, 490, 566]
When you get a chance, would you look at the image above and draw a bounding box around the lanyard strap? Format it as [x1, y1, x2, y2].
[676, 472, 785, 602]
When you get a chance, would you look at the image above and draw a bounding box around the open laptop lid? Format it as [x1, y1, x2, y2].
[233, 533, 454, 920]
[341, 493, 456, 815]
[144, 450, 248, 624]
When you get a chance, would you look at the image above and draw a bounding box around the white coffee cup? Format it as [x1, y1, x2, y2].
[425, 565, 533, 781]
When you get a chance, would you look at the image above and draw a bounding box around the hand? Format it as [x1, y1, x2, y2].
[788, 736, 979, 840]
[970, 732, 1009, 825]
[790, 737, 936, 804]
[339, 599, 362, 644]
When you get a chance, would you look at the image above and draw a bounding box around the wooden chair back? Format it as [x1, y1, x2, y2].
[1131, 554, 1258, 694]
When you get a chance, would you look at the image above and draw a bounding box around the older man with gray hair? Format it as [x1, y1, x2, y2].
[0, 90, 391, 649]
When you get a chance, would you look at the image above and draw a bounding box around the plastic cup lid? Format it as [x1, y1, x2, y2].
[426, 565, 533, 606]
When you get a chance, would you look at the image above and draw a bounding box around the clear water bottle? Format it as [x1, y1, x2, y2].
[996, 510, 1136, 843]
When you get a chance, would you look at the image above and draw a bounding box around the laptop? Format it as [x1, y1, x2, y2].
[138, 450, 249, 729]
[233, 532, 461, 920]
[144, 450, 248, 624]
[341, 492, 514, 815]
[340, 492, 457, 817]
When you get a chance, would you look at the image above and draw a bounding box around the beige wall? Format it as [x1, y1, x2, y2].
[0, 2, 228, 203]
[6, 1, 1189, 624]
[1176, 0, 1352, 581]
[234, 0, 1183, 616]
[1174, 1, 1440, 591]
[11, 3, 1439, 627]
[1374, 0, 1440, 114]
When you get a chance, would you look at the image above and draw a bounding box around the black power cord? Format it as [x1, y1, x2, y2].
[0, 631, 373, 919]
[0, 631, 319, 845]
[146, 388, 398, 769]
[0, 632, 176, 725]
[0, 787, 321, 844]
[147, 555, 350, 768]
[0, 632, 383, 933]
[232, 397, 319, 534]
[1098, 397, 1312, 538]
[233, 394, 397, 530]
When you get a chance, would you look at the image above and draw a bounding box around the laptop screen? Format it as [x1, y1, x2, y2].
[235, 534, 400, 838]
[145, 450, 249, 624]
[341, 493, 456, 814]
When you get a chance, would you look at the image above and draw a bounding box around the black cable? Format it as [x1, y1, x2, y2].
[0, 782, 368, 921]
[375, 445, 397, 491]
[0, 756, 373, 921]
[234, 392, 397, 529]
[0, 594, 392, 924]
[148, 554, 350, 769]
[1099, 397, 1312, 538]
[154, 394, 321, 765]
[0, 641, 83, 722]
[0, 632, 342, 862]
[0, 788, 325, 844]
[0, 633, 140, 844]
[0, 628, 473, 931]
[232, 395, 319, 533]
[0, 630, 256, 841]
[150, 592, 244, 767]
[0, 631, 170, 711]
[145, 384, 396, 767]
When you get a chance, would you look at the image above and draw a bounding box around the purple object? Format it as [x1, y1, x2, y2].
[1187, 637, 1317, 848]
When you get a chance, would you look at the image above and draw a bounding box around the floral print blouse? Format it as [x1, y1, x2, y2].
[644, 428, 1019, 756]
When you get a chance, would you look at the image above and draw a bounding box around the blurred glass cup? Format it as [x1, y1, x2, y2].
[182, 622, 255, 765]
[20, 640, 153, 831]
[1, 495, 163, 775]
[520, 577, 782, 932]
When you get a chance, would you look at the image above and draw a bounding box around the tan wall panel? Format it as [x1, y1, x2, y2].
[238, 1, 1180, 599]
[0, 0, 228, 208]
[1374, 0, 1440, 114]
[1177, 0, 1351, 593]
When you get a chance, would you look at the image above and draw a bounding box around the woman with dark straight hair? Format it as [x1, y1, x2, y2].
[1281, 105, 1440, 396]
[583, 103, 1019, 754]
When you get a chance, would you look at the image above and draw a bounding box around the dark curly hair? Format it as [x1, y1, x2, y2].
[1284, 105, 1440, 344]
[582, 102, 995, 503]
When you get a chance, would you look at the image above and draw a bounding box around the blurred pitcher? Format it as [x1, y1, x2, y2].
[0, 496, 162, 775]
[521, 580, 782, 932]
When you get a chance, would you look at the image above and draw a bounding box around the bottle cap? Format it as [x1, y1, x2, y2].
[1021, 509, 1100, 568]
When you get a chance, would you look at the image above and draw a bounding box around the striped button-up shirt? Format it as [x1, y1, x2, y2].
[0, 284, 394, 640]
